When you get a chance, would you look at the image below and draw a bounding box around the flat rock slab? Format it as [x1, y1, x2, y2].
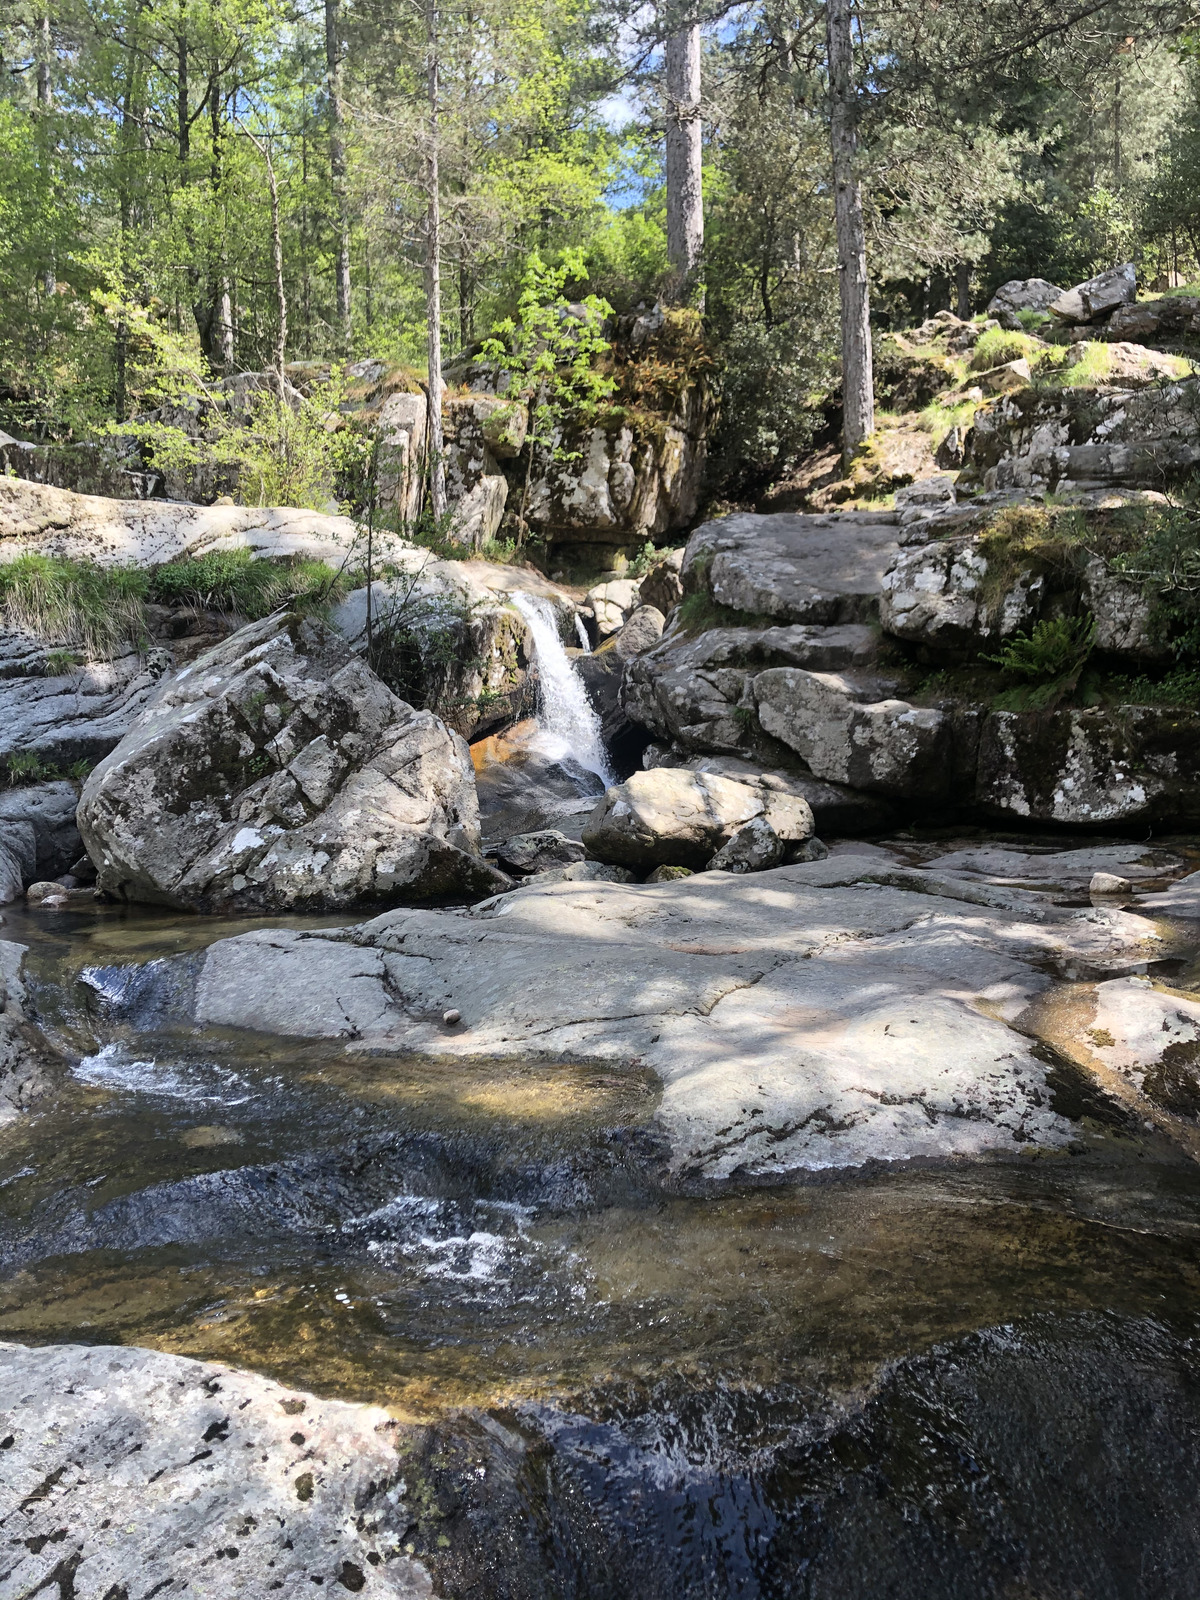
[0, 1340, 432, 1598]
[685, 512, 900, 625]
[163, 860, 1175, 1180]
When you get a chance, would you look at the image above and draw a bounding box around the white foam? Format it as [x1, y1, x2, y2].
[74, 1043, 253, 1105]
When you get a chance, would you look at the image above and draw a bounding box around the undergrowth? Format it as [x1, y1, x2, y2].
[148, 549, 347, 619]
[970, 328, 1043, 372]
[3, 751, 93, 787]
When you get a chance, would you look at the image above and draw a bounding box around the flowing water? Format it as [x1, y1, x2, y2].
[512, 591, 613, 786]
[4, 891, 1200, 1596]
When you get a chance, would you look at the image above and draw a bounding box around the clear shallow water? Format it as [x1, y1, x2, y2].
[3, 897, 1200, 1595]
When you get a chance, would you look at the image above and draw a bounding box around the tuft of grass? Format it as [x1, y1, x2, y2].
[970, 327, 1043, 372]
[2, 751, 94, 786]
[1035, 341, 1114, 388]
[1102, 666, 1200, 708]
[0, 555, 149, 656]
[917, 396, 979, 437]
[148, 549, 347, 619]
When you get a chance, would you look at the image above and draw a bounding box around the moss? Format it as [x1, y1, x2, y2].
[675, 591, 779, 635]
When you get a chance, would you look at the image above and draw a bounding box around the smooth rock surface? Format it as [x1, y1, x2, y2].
[582, 768, 814, 869]
[147, 857, 1178, 1177]
[0, 1340, 433, 1598]
[78, 613, 502, 911]
[0, 940, 55, 1121]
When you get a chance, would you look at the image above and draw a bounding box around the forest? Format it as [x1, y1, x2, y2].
[2, 0, 1200, 512]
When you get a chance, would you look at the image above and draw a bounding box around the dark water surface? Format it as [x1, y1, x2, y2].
[3, 897, 1200, 1597]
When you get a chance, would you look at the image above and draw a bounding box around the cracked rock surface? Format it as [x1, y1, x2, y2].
[0, 1340, 433, 1598]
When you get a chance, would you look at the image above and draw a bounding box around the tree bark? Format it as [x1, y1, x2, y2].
[210, 69, 234, 370]
[244, 126, 288, 386]
[664, 18, 703, 307]
[955, 262, 971, 320]
[424, 0, 447, 522]
[325, 0, 352, 355]
[37, 13, 55, 296]
[826, 0, 873, 457]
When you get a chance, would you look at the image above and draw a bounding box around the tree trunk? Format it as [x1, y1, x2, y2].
[826, 0, 873, 458]
[263, 139, 287, 384]
[210, 70, 234, 370]
[664, 18, 703, 307]
[955, 262, 971, 320]
[424, 0, 447, 522]
[325, 0, 353, 355]
[37, 13, 55, 296]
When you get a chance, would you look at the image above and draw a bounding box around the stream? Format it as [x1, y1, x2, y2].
[3, 885, 1200, 1596]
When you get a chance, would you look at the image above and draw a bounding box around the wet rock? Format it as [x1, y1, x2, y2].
[471, 719, 606, 843]
[0, 941, 55, 1121]
[25, 879, 69, 902]
[0, 1341, 432, 1598]
[923, 842, 1178, 893]
[755, 669, 951, 800]
[1049, 262, 1137, 323]
[705, 817, 784, 874]
[491, 829, 587, 876]
[646, 863, 693, 882]
[582, 768, 814, 870]
[519, 860, 635, 886]
[77, 613, 504, 912]
[0, 838, 25, 903]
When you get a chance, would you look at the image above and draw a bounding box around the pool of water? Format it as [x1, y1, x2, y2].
[3, 895, 1200, 1596]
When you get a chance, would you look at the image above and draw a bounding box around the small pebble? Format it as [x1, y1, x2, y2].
[443, 1008, 461, 1025]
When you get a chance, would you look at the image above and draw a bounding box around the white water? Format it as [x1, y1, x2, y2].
[575, 615, 592, 653]
[513, 592, 614, 785]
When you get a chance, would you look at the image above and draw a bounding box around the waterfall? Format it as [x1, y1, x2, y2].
[512, 592, 613, 786]
[574, 616, 591, 653]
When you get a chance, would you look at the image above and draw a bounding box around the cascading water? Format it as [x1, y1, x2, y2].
[512, 591, 613, 785]
[575, 616, 592, 653]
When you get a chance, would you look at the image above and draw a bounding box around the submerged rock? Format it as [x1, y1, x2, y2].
[0, 1340, 432, 1598]
[77, 612, 503, 911]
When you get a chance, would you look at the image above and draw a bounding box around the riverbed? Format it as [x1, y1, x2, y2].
[3, 867, 1200, 1598]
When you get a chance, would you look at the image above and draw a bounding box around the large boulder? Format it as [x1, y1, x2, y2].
[77, 613, 503, 911]
[754, 669, 951, 799]
[986, 278, 1065, 320]
[582, 767, 814, 870]
[1049, 263, 1137, 324]
[0, 941, 55, 1121]
[0, 781, 84, 881]
[977, 706, 1200, 826]
[0, 1341, 432, 1598]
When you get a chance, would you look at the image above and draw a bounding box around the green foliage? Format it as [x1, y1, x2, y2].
[148, 550, 347, 619]
[481, 249, 615, 466]
[364, 578, 482, 718]
[1101, 666, 1200, 708]
[0, 556, 149, 655]
[985, 614, 1097, 679]
[627, 540, 660, 579]
[3, 750, 94, 787]
[1108, 502, 1200, 658]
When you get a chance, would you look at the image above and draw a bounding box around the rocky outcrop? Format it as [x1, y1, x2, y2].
[0, 630, 173, 770]
[581, 767, 814, 870]
[77, 613, 503, 911]
[986, 278, 1064, 322]
[0, 781, 82, 895]
[977, 706, 1200, 826]
[1107, 295, 1200, 348]
[0, 1340, 432, 1598]
[961, 376, 1200, 495]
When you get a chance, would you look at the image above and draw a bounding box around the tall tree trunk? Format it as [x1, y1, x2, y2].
[955, 263, 971, 320]
[325, 0, 352, 355]
[664, 17, 703, 307]
[210, 69, 234, 370]
[826, 0, 873, 458]
[263, 139, 287, 384]
[37, 12, 55, 296]
[424, 0, 447, 522]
